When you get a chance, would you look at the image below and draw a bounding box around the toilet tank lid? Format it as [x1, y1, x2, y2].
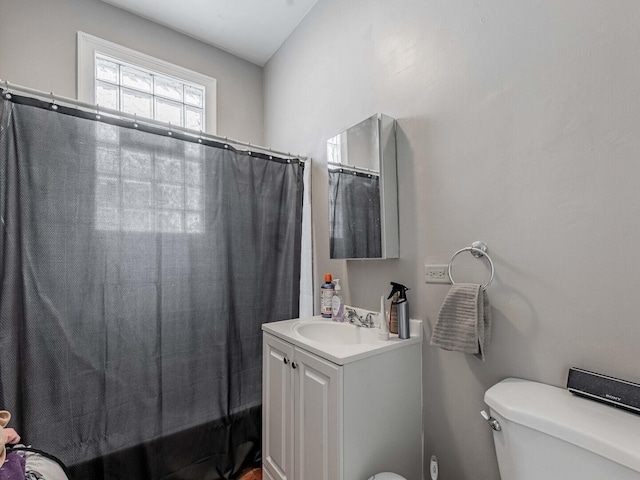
[485, 378, 640, 474]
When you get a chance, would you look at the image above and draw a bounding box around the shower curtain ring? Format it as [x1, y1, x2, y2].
[50, 92, 58, 110]
[198, 130, 203, 143]
[133, 113, 138, 128]
[168, 122, 173, 136]
[96, 104, 101, 120]
[3, 80, 12, 99]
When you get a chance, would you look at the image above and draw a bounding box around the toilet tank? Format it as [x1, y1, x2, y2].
[485, 378, 640, 480]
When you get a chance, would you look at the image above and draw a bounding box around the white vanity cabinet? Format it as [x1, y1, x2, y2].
[262, 316, 422, 480]
[263, 333, 341, 480]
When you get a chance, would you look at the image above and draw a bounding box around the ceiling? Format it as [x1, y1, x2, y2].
[101, 0, 319, 66]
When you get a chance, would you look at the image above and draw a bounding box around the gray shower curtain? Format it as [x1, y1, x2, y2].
[0, 95, 303, 479]
[329, 169, 381, 259]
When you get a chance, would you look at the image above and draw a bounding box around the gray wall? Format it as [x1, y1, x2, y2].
[0, 0, 264, 143]
[264, 0, 640, 478]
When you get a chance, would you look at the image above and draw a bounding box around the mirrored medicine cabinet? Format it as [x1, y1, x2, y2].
[327, 113, 399, 260]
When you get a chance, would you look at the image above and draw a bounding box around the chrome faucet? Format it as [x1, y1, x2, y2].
[346, 308, 375, 328]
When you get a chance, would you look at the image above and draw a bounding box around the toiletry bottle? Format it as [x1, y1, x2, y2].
[388, 282, 411, 339]
[391, 282, 410, 339]
[388, 291, 399, 334]
[378, 295, 389, 341]
[320, 273, 335, 318]
[331, 279, 345, 322]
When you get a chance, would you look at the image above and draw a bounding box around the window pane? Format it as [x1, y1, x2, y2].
[157, 184, 184, 210]
[184, 85, 203, 107]
[121, 88, 152, 118]
[186, 187, 202, 211]
[157, 211, 183, 233]
[185, 161, 203, 185]
[123, 180, 152, 209]
[96, 176, 119, 207]
[155, 76, 183, 101]
[123, 209, 152, 232]
[155, 98, 183, 125]
[96, 57, 118, 83]
[185, 107, 203, 131]
[96, 207, 119, 231]
[121, 149, 152, 179]
[95, 122, 120, 144]
[186, 212, 203, 233]
[156, 156, 184, 183]
[184, 143, 202, 159]
[327, 142, 338, 163]
[96, 147, 120, 174]
[121, 65, 152, 93]
[96, 81, 119, 110]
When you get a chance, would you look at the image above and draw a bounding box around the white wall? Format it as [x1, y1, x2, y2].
[264, 1, 640, 478]
[0, 0, 264, 143]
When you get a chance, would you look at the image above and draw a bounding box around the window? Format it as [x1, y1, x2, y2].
[95, 54, 206, 131]
[327, 133, 342, 164]
[78, 32, 217, 134]
[78, 33, 209, 233]
[94, 123, 205, 234]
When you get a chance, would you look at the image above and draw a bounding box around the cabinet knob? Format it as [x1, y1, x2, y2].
[291, 362, 298, 369]
[283, 357, 289, 365]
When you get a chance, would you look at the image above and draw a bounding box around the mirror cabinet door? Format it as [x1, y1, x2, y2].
[327, 113, 398, 260]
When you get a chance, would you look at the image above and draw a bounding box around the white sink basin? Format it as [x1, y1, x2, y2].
[262, 313, 422, 365]
[293, 321, 378, 345]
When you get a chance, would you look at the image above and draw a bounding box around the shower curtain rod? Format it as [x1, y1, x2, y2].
[0, 79, 307, 162]
[328, 161, 379, 176]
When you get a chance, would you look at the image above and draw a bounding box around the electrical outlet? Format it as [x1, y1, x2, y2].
[425, 264, 450, 284]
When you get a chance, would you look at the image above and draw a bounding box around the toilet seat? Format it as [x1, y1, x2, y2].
[368, 473, 407, 480]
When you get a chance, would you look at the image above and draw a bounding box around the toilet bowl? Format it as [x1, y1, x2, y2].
[368, 473, 406, 480]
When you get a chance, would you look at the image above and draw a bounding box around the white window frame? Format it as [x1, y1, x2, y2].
[77, 31, 217, 134]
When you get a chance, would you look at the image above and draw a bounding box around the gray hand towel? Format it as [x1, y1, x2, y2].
[430, 283, 492, 361]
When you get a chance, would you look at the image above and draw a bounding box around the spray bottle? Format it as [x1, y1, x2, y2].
[388, 282, 410, 339]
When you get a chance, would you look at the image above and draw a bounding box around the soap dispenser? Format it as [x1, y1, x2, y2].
[331, 279, 345, 322]
[388, 282, 410, 339]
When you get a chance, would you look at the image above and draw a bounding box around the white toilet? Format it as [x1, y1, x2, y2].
[484, 377, 640, 479]
[372, 377, 640, 480]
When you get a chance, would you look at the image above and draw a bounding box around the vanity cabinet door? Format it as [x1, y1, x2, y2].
[293, 346, 342, 480]
[263, 334, 295, 480]
[262, 467, 277, 480]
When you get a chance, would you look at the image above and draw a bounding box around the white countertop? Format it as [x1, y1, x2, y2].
[262, 314, 422, 365]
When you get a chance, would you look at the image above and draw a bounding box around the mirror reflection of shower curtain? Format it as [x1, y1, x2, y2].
[329, 169, 381, 259]
[0, 95, 303, 479]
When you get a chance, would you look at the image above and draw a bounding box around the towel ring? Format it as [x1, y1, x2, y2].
[447, 241, 495, 290]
